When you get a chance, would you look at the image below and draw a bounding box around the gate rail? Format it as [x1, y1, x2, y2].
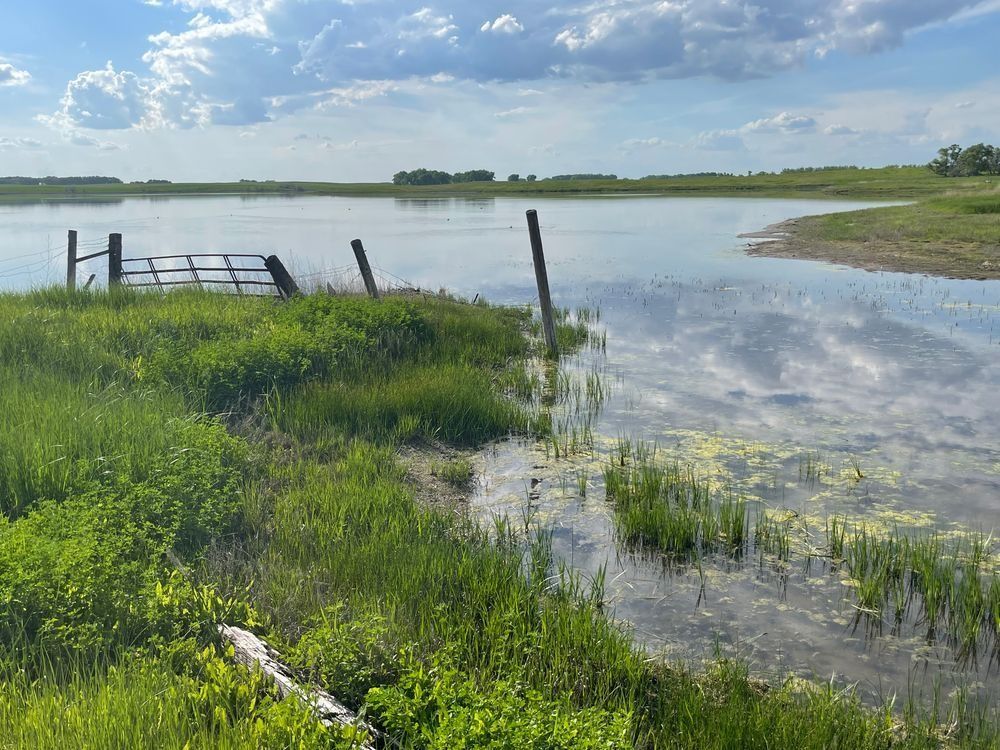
[66, 230, 299, 298]
[120, 253, 283, 297]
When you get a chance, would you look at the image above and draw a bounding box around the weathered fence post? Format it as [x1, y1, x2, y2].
[66, 230, 77, 290]
[264, 255, 300, 299]
[350, 239, 380, 300]
[108, 233, 123, 286]
[526, 209, 558, 356]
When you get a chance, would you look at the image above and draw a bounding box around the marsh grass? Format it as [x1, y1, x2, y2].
[430, 457, 474, 486]
[604, 440, 750, 557]
[600, 438, 1000, 666]
[828, 522, 1000, 661]
[1, 286, 997, 747]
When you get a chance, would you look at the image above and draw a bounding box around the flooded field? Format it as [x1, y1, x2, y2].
[3, 193, 997, 708]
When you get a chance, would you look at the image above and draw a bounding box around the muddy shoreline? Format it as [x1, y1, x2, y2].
[740, 218, 1000, 281]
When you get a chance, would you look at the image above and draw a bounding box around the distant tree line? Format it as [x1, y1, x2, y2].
[544, 173, 617, 181]
[0, 176, 123, 185]
[644, 172, 737, 179]
[506, 174, 537, 182]
[129, 179, 172, 185]
[928, 144, 1000, 177]
[780, 165, 860, 173]
[392, 169, 495, 185]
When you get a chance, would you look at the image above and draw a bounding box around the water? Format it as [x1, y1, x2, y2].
[2, 194, 998, 707]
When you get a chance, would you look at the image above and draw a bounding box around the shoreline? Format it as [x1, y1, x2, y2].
[740, 217, 1000, 281]
[0, 166, 991, 203]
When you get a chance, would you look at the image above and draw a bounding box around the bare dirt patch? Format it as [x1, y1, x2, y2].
[398, 440, 478, 513]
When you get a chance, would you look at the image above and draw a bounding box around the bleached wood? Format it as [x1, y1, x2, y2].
[218, 624, 377, 747]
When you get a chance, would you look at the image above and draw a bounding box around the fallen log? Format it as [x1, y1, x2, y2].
[218, 624, 378, 748]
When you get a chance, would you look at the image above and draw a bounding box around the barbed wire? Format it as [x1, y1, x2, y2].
[0, 252, 67, 280]
[0, 242, 68, 267]
[370, 263, 417, 291]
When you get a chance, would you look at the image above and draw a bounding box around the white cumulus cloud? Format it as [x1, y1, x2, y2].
[480, 14, 524, 34]
[0, 63, 31, 88]
[48, 63, 154, 130]
[742, 112, 817, 134]
[43, 0, 1000, 133]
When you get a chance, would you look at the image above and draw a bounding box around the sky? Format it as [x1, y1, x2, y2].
[0, 0, 998, 182]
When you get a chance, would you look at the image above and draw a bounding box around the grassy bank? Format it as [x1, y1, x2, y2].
[0, 287, 996, 747]
[0, 166, 993, 202]
[746, 193, 1000, 279]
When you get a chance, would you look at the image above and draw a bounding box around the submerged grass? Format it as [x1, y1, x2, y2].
[0, 285, 997, 747]
[604, 451, 749, 556]
[601, 439, 1000, 671]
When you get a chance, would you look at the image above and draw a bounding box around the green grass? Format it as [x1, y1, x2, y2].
[430, 458, 475, 486]
[0, 286, 997, 747]
[0, 166, 993, 202]
[604, 454, 749, 556]
[800, 195, 1000, 246]
[775, 192, 1000, 278]
[0, 643, 367, 748]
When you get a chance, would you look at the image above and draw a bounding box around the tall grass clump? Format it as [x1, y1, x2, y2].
[827, 521, 1000, 659]
[274, 362, 547, 446]
[603, 441, 749, 557]
[0, 370, 231, 519]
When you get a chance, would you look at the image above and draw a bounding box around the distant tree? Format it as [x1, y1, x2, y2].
[452, 169, 495, 183]
[0, 176, 122, 186]
[526, 174, 537, 182]
[928, 143, 1000, 177]
[393, 169, 453, 186]
[644, 172, 735, 179]
[507, 173, 521, 182]
[955, 143, 997, 176]
[545, 173, 618, 181]
[392, 168, 499, 185]
[780, 166, 859, 174]
[929, 144, 964, 176]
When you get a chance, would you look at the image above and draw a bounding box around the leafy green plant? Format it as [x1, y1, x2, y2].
[367, 653, 634, 749]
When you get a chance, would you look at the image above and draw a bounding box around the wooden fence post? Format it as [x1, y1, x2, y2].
[350, 239, 380, 300]
[264, 255, 300, 299]
[108, 233, 123, 286]
[66, 230, 78, 290]
[526, 209, 558, 356]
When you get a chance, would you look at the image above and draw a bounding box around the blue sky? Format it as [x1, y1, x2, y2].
[0, 0, 998, 182]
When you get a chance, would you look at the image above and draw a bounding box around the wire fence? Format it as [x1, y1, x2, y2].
[3, 235, 428, 301]
[293, 261, 419, 297]
[0, 241, 69, 283]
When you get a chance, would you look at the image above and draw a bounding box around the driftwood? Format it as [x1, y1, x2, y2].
[218, 624, 378, 748]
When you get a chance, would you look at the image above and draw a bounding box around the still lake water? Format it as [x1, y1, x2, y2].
[2, 194, 998, 707]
